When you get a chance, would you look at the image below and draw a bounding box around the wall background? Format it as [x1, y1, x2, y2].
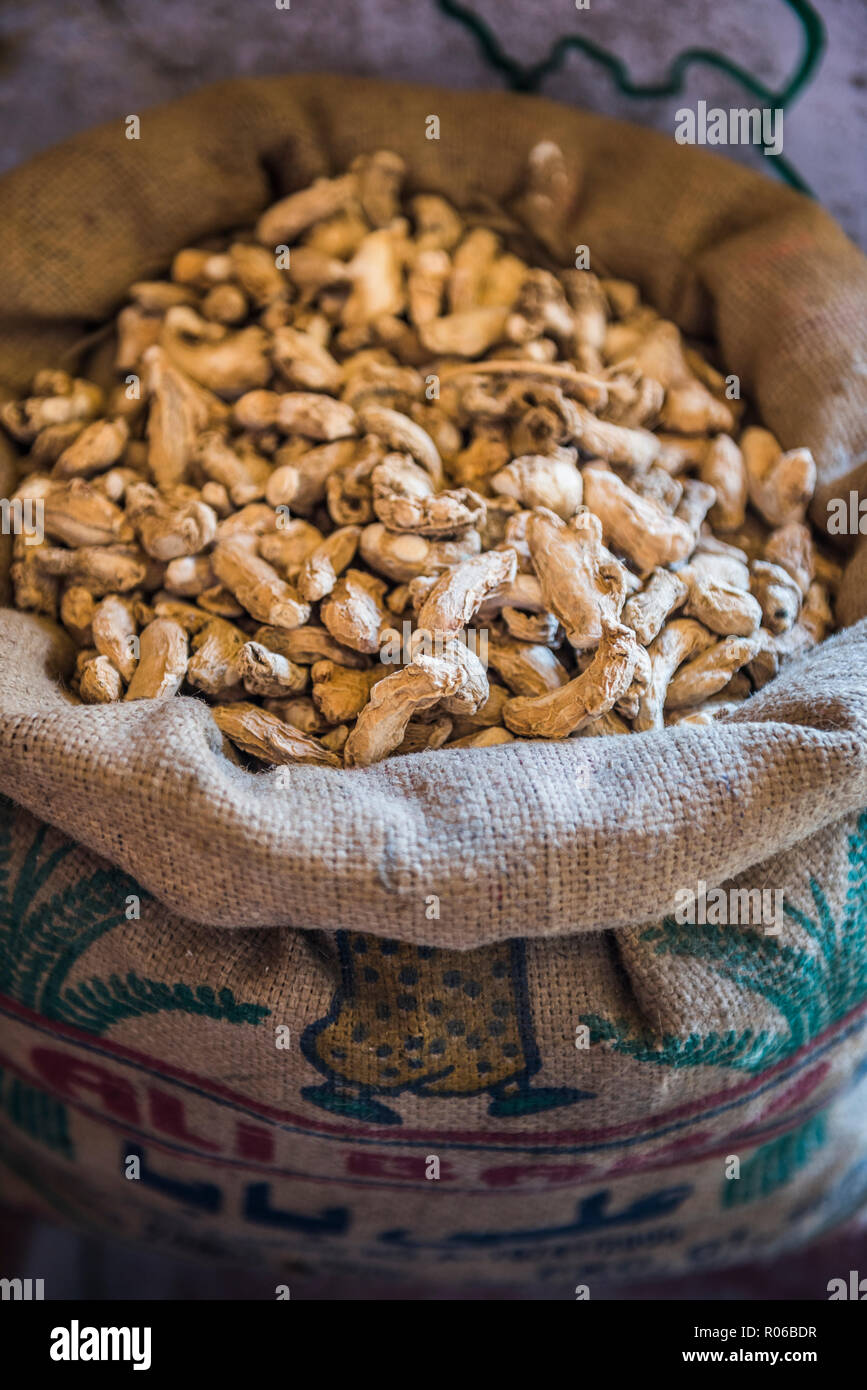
[0, 0, 863, 245]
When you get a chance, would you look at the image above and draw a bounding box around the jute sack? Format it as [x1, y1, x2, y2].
[1, 76, 867, 1292]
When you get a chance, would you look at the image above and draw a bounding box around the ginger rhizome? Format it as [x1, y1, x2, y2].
[2, 145, 838, 768]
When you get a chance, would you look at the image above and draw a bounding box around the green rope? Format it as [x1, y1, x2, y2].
[436, 0, 825, 194]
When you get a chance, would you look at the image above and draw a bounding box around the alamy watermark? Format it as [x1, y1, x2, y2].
[50, 1321, 151, 1370]
[1, 1276, 44, 1300]
[675, 101, 783, 157]
[673, 880, 784, 936]
[827, 1270, 867, 1299]
[379, 620, 488, 668]
[0, 496, 43, 545]
[827, 491, 867, 536]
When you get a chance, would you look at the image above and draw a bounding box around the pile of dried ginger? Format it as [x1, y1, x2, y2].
[1, 145, 839, 769]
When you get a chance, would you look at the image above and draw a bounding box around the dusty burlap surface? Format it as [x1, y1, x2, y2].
[1, 75, 866, 945]
[0, 788, 866, 1287]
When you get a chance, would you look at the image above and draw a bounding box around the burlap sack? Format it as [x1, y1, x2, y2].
[1, 76, 866, 1292]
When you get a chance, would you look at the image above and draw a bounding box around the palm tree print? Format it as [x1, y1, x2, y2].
[581, 811, 867, 1072]
[0, 794, 270, 1036]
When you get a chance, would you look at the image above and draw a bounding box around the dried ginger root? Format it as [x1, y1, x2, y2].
[2, 145, 837, 767]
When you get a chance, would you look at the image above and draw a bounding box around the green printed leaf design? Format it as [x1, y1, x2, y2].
[582, 811, 867, 1073]
[0, 795, 269, 1036]
[58, 975, 270, 1032]
[721, 1112, 827, 1207]
[0, 1066, 73, 1158]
